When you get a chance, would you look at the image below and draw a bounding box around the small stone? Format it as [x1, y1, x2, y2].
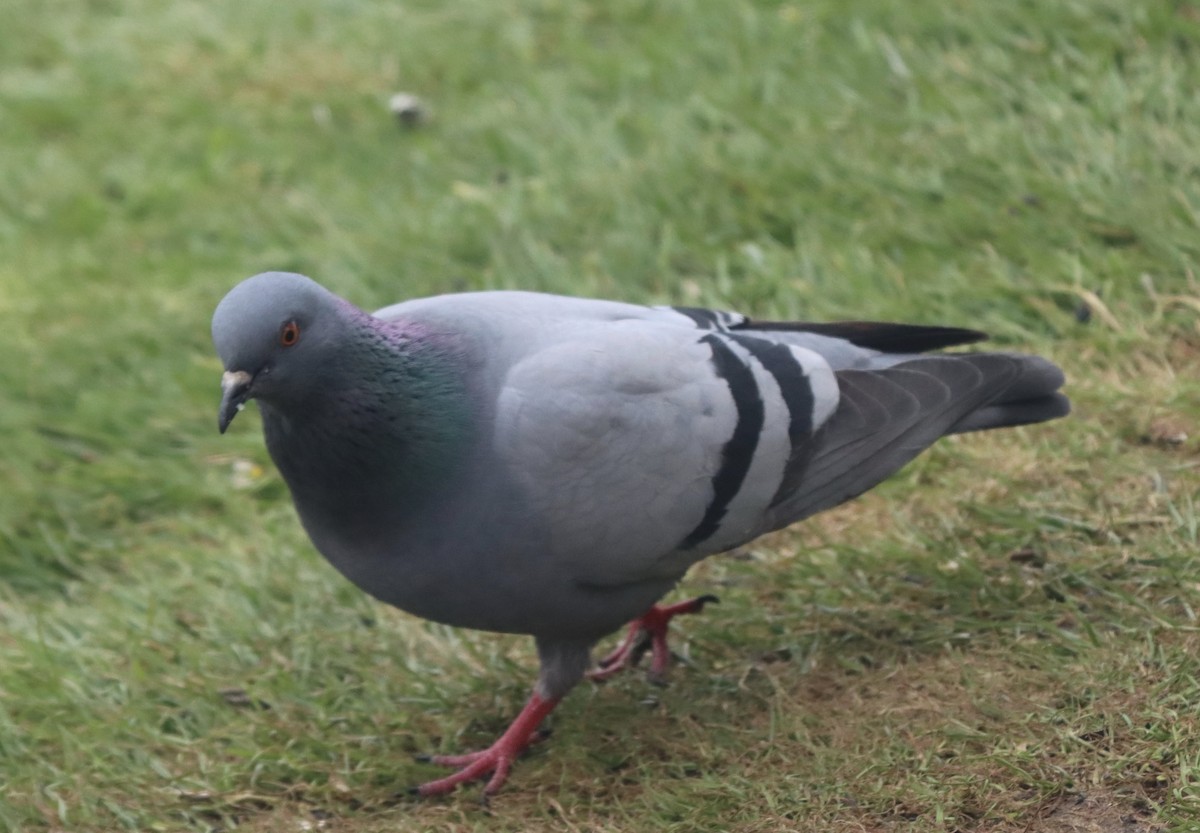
[1146, 416, 1189, 447]
[1009, 547, 1046, 567]
[218, 687, 271, 710]
[388, 92, 429, 127]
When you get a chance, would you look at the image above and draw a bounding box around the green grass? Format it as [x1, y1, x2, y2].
[2, 0, 1199, 830]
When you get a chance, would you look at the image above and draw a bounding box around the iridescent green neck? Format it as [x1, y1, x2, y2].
[262, 311, 476, 529]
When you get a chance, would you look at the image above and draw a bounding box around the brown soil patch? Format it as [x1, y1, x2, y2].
[1020, 791, 1163, 833]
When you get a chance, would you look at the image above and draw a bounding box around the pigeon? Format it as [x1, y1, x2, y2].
[212, 271, 1069, 797]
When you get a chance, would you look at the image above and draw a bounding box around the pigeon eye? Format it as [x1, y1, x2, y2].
[279, 321, 301, 347]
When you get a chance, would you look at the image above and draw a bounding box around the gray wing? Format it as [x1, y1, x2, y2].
[491, 318, 841, 587]
[661, 306, 1067, 534]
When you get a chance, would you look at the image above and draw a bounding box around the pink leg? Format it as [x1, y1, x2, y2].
[415, 693, 560, 797]
[588, 594, 718, 683]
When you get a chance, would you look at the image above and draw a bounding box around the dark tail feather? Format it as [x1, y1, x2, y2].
[738, 319, 989, 353]
[948, 355, 1070, 434]
[758, 352, 1069, 536]
[949, 393, 1071, 433]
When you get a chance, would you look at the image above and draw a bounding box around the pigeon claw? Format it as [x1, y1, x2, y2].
[413, 693, 560, 798]
[416, 747, 518, 797]
[588, 594, 719, 683]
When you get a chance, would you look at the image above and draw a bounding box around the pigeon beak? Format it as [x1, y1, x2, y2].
[218, 370, 254, 434]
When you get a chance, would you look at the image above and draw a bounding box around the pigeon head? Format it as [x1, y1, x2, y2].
[212, 271, 350, 433]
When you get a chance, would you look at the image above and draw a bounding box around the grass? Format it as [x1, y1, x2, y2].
[1, 0, 1199, 829]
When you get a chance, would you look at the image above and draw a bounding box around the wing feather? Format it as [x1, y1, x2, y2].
[762, 355, 1021, 530]
[493, 323, 738, 586]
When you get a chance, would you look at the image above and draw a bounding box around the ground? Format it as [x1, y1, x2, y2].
[1, 0, 1199, 830]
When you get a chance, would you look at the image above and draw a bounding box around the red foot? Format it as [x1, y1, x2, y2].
[414, 693, 560, 797]
[588, 594, 718, 683]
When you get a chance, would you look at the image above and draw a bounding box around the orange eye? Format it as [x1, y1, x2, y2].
[279, 321, 300, 347]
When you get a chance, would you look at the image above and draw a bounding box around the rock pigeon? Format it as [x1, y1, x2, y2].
[211, 272, 1069, 797]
